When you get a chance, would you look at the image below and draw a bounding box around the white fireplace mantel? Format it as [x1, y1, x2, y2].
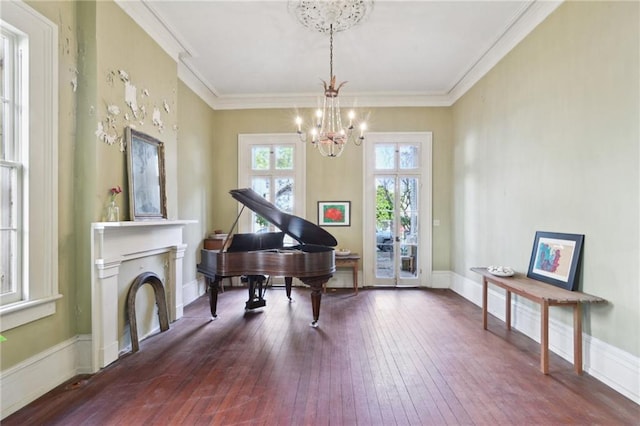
[90, 220, 196, 372]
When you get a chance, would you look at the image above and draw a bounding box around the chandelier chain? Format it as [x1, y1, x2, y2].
[329, 24, 334, 79]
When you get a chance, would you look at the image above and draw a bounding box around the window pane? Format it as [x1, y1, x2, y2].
[0, 229, 16, 296]
[1, 32, 11, 162]
[1, 165, 17, 301]
[375, 144, 395, 170]
[251, 146, 270, 170]
[275, 146, 293, 170]
[399, 145, 419, 169]
[1, 165, 16, 227]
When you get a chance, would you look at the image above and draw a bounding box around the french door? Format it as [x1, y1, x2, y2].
[364, 133, 432, 287]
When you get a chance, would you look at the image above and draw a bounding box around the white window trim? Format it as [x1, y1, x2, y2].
[237, 133, 306, 233]
[1, 0, 60, 331]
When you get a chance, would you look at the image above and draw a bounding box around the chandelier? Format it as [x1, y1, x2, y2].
[290, 0, 373, 157]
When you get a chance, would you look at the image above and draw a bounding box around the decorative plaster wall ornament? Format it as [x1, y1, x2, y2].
[107, 104, 120, 116]
[152, 107, 164, 131]
[118, 69, 129, 82]
[97, 68, 176, 146]
[125, 81, 138, 113]
[70, 68, 78, 92]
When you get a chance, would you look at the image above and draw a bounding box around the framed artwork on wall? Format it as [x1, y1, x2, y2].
[318, 201, 351, 227]
[126, 127, 167, 220]
[527, 231, 584, 291]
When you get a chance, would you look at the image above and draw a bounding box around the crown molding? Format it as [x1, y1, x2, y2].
[117, 0, 563, 111]
[447, 0, 563, 103]
[210, 92, 453, 110]
[115, 0, 184, 60]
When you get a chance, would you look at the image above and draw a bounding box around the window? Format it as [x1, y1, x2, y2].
[238, 134, 306, 237]
[1, 27, 23, 305]
[1, 1, 60, 331]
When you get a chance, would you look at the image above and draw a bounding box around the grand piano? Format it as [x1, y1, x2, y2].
[197, 188, 337, 326]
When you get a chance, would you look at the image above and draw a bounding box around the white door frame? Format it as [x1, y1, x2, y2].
[363, 132, 433, 287]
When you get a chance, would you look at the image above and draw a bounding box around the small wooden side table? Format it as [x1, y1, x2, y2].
[333, 254, 360, 294]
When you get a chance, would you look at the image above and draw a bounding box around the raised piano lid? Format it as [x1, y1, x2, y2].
[230, 188, 338, 247]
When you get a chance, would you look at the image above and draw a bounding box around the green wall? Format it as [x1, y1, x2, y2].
[452, 1, 639, 356]
[177, 80, 217, 286]
[210, 107, 452, 269]
[1, 0, 184, 369]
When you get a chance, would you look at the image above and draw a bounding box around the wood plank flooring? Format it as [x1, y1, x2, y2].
[4, 287, 639, 425]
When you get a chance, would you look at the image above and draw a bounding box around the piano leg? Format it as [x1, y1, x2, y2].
[302, 274, 333, 327]
[285, 277, 293, 301]
[310, 284, 322, 327]
[208, 277, 220, 319]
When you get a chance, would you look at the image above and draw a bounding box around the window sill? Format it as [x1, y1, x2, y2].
[0, 295, 63, 332]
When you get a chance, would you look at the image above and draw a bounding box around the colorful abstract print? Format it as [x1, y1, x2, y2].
[535, 243, 561, 273]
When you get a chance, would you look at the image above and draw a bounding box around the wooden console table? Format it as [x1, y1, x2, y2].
[332, 254, 360, 294]
[470, 267, 605, 375]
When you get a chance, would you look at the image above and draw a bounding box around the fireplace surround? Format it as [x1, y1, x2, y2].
[90, 220, 195, 372]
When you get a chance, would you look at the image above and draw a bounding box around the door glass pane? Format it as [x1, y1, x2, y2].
[275, 146, 293, 170]
[399, 177, 418, 279]
[251, 177, 270, 232]
[274, 178, 293, 213]
[375, 144, 395, 170]
[399, 145, 419, 169]
[251, 146, 270, 170]
[375, 177, 395, 278]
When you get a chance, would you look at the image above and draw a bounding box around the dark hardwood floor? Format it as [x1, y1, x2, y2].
[5, 287, 639, 425]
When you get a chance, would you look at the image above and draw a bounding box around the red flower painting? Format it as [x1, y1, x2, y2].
[323, 206, 344, 222]
[319, 202, 350, 226]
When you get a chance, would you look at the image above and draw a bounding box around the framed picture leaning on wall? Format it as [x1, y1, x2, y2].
[126, 127, 167, 220]
[527, 231, 584, 291]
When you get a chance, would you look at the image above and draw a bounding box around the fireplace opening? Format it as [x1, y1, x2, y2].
[126, 272, 170, 353]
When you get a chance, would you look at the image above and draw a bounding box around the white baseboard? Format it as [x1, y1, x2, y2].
[430, 270, 451, 288]
[183, 277, 207, 306]
[1, 334, 91, 419]
[449, 271, 640, 404]
[3, 273, 637, 420]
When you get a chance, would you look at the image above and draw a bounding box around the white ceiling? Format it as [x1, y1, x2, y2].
[117, 0, 562, 109]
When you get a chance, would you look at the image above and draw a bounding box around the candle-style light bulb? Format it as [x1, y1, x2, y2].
[348, 110, 355, 128]
[315, 109, 323, 127]
[359, 122, 367, 139]
[295, 116, 302, 133]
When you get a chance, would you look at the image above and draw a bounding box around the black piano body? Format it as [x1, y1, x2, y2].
[197, 188, 337, 326]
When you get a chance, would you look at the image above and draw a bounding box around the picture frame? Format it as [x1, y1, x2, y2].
[126, 127, 167, 220]
[318, 201, 351, 227]
[527, 231, 584, 291]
